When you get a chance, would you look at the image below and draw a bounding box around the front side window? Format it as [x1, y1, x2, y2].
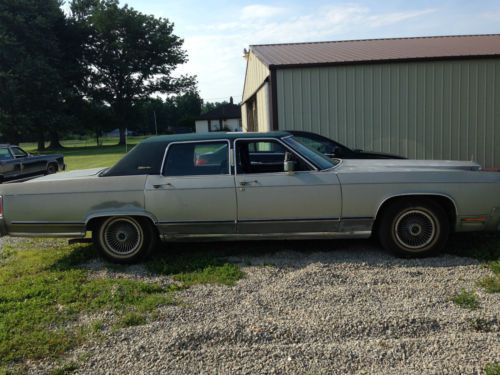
[236, 140, 311, 174]
[11, 147, 27, 158]
[163, 141, 229, 176]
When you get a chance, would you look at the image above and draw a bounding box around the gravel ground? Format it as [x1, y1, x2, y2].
[32, 240, 498, 375]
[5, 238, 498, 374]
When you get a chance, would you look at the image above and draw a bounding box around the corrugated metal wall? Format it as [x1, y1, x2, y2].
[276, 58, 500, 167]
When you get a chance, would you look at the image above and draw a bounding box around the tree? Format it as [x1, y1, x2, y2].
[201, 100, 229, 114]
[71, 0, 196, 145]
[0, 0, 68, 148]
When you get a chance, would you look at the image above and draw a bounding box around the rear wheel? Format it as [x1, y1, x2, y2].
[378, 199, 449, 257]
[93, 216, 157, 263]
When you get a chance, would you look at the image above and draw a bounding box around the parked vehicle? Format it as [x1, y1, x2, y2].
[0, 144, 65, 183]
[0, 132, 499, 263]
[287, 130, 406, 159]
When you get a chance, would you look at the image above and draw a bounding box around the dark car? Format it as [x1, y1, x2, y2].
[287, 130, 406, 159]
[0, 144, 65, 183]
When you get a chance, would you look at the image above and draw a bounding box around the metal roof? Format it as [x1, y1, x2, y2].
[250, 34, 500, 68]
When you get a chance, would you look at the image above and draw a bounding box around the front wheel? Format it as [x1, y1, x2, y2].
[378, 200, 449, 257]
[46, 164, 57, 175]
[93, 216, 157, 263]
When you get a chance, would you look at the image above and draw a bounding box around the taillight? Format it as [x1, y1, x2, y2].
[195, 159, 208, 166]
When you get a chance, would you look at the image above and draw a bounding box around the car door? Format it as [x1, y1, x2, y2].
[145, 140, 237, 237]
[234, 138, 342, 234]
[10, 146, 44, 175]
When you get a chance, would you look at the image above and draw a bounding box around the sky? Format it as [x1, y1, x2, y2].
[117, 0, 500, 103]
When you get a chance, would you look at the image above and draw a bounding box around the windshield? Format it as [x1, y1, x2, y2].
[282, 136, 338, 170]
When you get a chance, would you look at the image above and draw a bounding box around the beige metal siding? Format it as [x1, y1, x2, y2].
[276, 59, 500, 168]
[242, 51, 270, 102]
[256, 83, 270, 131]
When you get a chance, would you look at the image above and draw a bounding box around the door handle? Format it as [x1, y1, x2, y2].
[239, 180, 258, 186]
[153, 183, 172, 189]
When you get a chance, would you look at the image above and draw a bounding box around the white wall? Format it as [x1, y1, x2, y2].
[195, 120, 209, 133]
[195, 119, 241, 133]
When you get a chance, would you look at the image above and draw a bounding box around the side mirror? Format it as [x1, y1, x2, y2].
[284, 160, 296, 174]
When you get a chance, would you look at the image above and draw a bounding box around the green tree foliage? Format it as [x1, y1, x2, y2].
[70, 0, 197, 144]
[132, 92, 202, 135]
[0, 0, 73, 148]
[201, 100, 229, 114]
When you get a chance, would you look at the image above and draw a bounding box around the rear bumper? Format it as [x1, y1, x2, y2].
[0, 219, 7, 237]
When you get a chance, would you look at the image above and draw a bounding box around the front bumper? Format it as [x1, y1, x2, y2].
[485, 207, 500, 232]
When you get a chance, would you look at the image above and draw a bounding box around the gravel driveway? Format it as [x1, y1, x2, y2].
[42, 240, 498, 375]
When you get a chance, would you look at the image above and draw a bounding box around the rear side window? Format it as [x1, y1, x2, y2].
[163, 141, 229, 176]
[0, 148, 12, 160]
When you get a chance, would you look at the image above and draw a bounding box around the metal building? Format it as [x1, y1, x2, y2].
[241, 35, 500, 167]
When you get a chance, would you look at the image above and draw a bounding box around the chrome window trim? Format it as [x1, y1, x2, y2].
[160, 139, 231, 177]
[233, 137, 318, 176]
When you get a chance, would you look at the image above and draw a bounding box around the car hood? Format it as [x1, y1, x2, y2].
[25, 168, 105, 182]
[337, 159, 482, 172]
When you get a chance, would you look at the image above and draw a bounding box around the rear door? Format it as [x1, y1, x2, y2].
[145, 140, 237, 237]
[234, 138, 342, 234]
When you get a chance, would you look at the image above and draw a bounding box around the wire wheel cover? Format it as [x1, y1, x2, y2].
[103, 218, 143, 256]
[394, 209, 438, 250]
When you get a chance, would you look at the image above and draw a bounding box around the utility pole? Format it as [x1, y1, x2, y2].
[125, 128, 128, 153]
[153, 111, 158, 135]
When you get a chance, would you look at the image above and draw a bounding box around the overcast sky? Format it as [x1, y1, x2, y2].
[119, 0, 500, 103]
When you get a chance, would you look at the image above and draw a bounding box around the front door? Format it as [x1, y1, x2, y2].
[234, 139, 342, 234]
[145, 140, 237, 237]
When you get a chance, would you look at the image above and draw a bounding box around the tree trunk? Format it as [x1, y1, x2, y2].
[48, 131, 63, 149]
[37, 131, 46, 151]
[118, 127, 126, 145]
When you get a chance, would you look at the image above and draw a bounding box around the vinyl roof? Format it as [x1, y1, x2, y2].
[142, 131, 291, 144]
[250, 34, 500, 68]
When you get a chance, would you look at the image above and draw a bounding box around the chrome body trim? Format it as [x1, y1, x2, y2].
[160, 231, 372, 241]
[8, 232, 86, 238]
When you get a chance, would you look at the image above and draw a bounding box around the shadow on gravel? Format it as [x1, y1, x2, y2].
[146, 232, 499, 270]
[46, 232, 498, 276]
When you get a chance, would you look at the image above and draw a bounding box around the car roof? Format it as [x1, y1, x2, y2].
[141, 131, 291, 144]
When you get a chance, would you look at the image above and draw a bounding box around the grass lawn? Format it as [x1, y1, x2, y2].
[0, 239, 243, 373]
[20, 136, 149, 171]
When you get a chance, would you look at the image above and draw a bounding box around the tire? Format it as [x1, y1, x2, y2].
[93, 216, 157, 263]
[378, 199, 449, 257]
[46, 164, 57, 175]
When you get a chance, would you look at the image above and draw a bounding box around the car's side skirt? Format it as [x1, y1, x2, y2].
[159, 217, 374, 241]
[160, 231, 372, 241]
